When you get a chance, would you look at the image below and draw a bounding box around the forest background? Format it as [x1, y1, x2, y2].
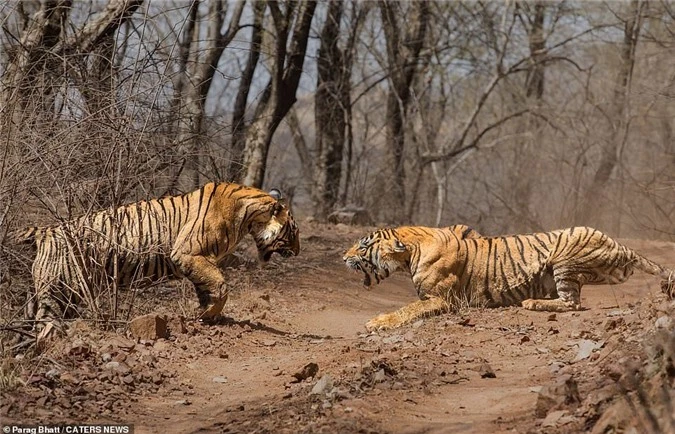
[0, 0, 673, 243]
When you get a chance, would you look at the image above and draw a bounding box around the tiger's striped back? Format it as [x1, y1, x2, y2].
[344, 225, 674, 315]
[14, 182, 300, 326]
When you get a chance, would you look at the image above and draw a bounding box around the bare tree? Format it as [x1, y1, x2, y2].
[238, 0, 317, 188]
[172, 0, 245, 192]
[0, 0, 144, 129]
[228, 0, 266, 180]
[311, 0, 367, 219]
[577, 0, 644, 231]
[378, 0, 429, 222]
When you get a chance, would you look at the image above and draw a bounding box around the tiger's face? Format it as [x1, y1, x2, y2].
[251, 196, 300, 262]
[343, 230, 408, 288]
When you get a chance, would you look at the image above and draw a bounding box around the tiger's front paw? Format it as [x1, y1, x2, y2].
[521, 299, 539, 310]
[365, 313, 402, 332]
[198, 296, 227, 321]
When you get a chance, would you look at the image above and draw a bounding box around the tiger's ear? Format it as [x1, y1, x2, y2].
[269, 188, 283, 201]
[393, 239, 407, 253]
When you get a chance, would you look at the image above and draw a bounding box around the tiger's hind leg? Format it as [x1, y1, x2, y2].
[522, 278, 582, 312]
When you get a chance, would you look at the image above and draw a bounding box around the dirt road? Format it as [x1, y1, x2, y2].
[3, 223, 674, 433]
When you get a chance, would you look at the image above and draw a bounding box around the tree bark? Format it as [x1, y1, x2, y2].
[0, 0, 144, 129]
[577, 0, 643, 230]
[378, 0, 429, 223]
[175, 0, 245, 192]
[228, 0, 266, 180]
[312, 0, 350, 219]
[0, 0, 71, 128]
[240, 0, 317, 188]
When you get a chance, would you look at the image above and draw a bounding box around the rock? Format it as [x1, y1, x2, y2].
[542, 410, 567, 427]
[292, 363, 319, 383]
[327, 208, 373, 226]
[655, 315, 673, 330]
[212, 376, 228, 384]
[174, 399, 192, 406]
[590, 399, 631, 434]
[478, 362, 496, 378]
[46, 368, 61, 379]
[310, 375, 334, 395]
[603, 317, 624, 331]
[107, 336, 136, 351]
[129, 314, 168, 340]
[121, 375, 134, 385]
[104, 361, 131, 376]
[101, 353, 112, 363]
[535, 375, 581, 418]
[167, 315, 188, 335]
[373, 369, 387, 383]
[67, 339, 91, 357]
[574, 339, 604, 362]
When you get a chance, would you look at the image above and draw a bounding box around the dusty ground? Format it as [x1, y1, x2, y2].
[2, 222, 675, 433]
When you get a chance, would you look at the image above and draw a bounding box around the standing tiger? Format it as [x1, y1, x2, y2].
[343, 225, 674, 331]
[12, 182, 300, 334]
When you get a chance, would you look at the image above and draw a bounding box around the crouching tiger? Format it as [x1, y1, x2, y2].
[12, 182, 300, 336]
[343, 225, 674, 331]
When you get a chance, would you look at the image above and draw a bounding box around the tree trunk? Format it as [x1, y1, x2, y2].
[240, 0, 316, 188]
[175, 0, 245, 192]
[0, 0, 144, 130]
[0, 0, 71, 129]
[312, 0, 347, 219]
[511, 0, 547, 232]
[378, 0, 429, 223]
[228, 0, 266, 180]
[577, 0, 643, 230]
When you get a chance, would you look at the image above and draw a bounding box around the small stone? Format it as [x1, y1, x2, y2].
[310, 375, 333, 395]
[542, 410, 567, 427]
[574, 339, 604, 362]
[104, 361, 131, 375]
[167, 316, 188, 335]
[655, 315, 673, 330]
[101, 353, 112, 363]
[292, 363, 319, 382]
[478, 363, 496, 378]
[212, 376, 228, 383]
[373, 369, 387, 383]
[129, 314, 168, 340]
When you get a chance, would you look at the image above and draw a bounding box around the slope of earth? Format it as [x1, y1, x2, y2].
[2, 222, 675, 433]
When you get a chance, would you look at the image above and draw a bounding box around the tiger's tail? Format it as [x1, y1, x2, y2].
[630, 249, 675, 298]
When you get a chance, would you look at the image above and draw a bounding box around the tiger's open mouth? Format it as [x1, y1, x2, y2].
[344, 257, 376, 288]
[263, 247, 298, 262]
